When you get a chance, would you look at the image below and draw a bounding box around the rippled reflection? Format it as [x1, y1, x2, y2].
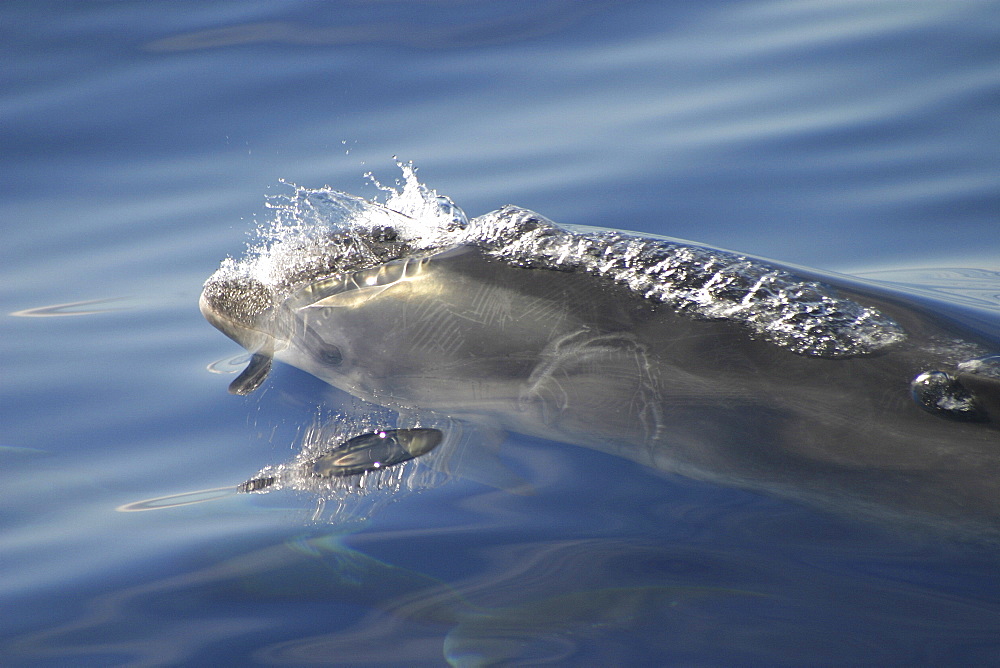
[206, 353, 252, 375]
[145, 1, 618, 52]
[245, 537, 766, 666]
[116, 487, 238, 512]
[856, 267, 1000, 310]
[10, 297, 131, 317]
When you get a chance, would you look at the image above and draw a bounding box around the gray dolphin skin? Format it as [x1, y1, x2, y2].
[201, 184, 1000, 535]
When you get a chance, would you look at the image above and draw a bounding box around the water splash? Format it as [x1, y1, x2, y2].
[205, 162, 906, 358]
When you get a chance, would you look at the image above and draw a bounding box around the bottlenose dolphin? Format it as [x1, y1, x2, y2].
[201, 184, 1000, 534]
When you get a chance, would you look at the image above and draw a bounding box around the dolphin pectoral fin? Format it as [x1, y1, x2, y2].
[310, 428, 444, 477]
[228, 352, 272, 395]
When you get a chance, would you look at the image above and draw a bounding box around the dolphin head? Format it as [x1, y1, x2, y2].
[199, 271, 281, 395]
[200, 226, 421, 395]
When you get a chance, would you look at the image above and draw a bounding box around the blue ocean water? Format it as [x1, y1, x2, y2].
[3, 1, 1000, 665]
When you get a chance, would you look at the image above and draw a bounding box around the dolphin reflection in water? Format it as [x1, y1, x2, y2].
[201, 190, 1000, 535]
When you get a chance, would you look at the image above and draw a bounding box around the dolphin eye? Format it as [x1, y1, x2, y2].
[298, 323, 343, 366]
[319, 344, 343, 366]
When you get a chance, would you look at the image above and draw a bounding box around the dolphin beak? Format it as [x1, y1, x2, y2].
[199, 289, 275, 395]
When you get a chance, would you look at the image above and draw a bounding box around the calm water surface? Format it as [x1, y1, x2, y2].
[3, 1, 1000, 665]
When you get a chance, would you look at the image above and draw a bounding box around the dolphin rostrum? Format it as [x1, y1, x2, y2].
[201, 176, 1000, 534]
